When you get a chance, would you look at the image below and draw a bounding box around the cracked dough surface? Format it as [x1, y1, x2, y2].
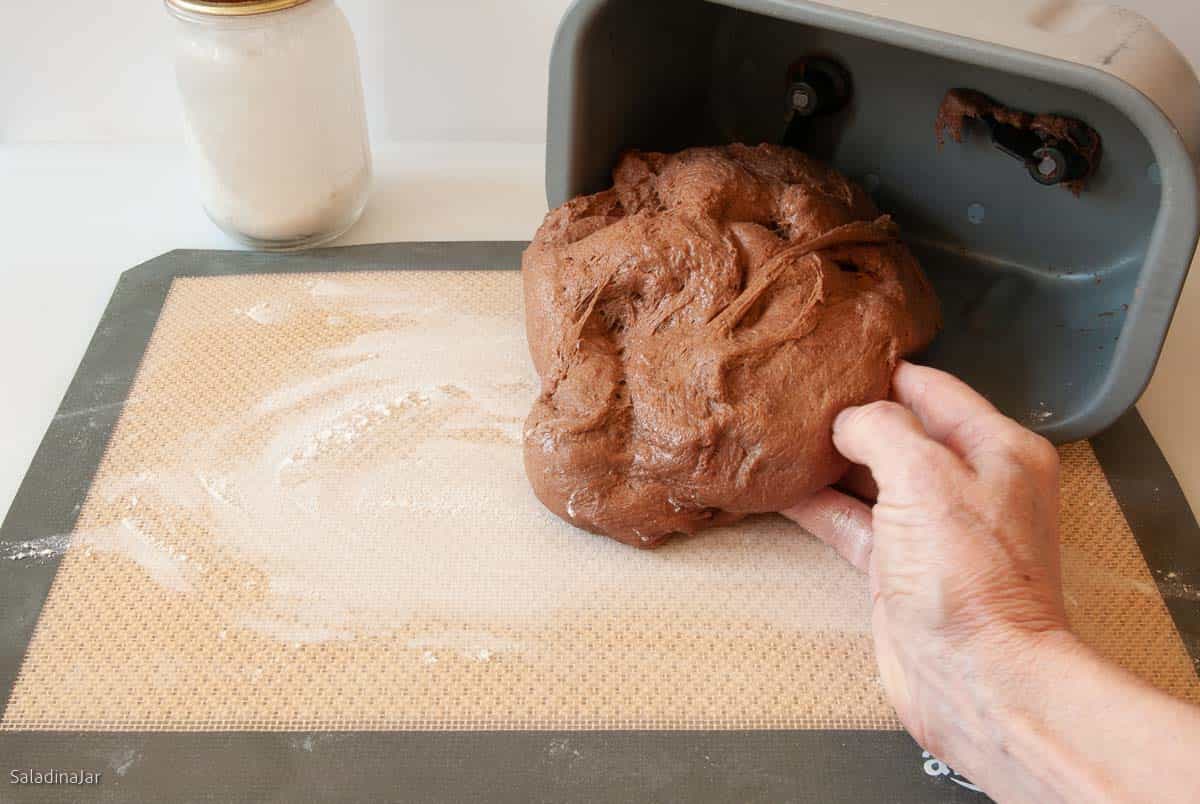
[522, 144, 941, 547]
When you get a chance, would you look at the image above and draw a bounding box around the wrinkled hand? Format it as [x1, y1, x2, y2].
[783, 361, 1068, 760]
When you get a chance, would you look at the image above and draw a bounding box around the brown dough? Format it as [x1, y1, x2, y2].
[522, 143, 941, 548]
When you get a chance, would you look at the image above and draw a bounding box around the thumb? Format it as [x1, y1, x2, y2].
[832, 401, 964, 507]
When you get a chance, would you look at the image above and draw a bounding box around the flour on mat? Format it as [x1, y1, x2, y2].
[73, 274, 868, 648]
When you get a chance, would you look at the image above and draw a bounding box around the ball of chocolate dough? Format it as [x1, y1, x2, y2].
[522, 143, 941, 548]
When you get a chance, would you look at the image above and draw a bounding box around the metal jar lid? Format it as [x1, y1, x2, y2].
[165, 0, 311, 16]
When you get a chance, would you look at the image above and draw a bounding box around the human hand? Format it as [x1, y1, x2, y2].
[783, 361, 1069, 766]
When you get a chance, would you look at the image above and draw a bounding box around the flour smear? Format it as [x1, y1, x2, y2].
[78, 275, 867, 646]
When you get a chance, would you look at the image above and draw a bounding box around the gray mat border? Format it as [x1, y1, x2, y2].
[1, 242, 1196, 803]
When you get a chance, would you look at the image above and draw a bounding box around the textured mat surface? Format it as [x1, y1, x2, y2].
[2, 270, 1197, 731]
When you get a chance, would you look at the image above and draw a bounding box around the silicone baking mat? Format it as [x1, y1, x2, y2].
[2, 243, 1198, 802]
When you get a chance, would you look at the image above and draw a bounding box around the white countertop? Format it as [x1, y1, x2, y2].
[2, 141, 1199, 519]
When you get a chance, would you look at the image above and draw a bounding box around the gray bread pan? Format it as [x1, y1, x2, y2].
[544, 0, 1200, 442]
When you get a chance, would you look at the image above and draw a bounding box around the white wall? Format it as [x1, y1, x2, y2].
[0, 0, 574, 144]
[1, 0, 1195, 145]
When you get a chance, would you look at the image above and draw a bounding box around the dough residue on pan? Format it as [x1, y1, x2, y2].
[522, 143, 941, 547]
[935, 88, 1103, 193]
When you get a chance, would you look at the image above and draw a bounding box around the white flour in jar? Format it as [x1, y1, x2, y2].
[170, 0, 371, 246]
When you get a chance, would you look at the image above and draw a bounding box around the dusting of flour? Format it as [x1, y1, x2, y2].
[75, 274, 869, 649]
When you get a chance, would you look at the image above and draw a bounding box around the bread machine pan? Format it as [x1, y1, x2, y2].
[545, 0, 1200, 442]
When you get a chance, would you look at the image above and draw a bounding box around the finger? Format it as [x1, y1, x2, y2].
[891, 361, 1054, 478]
[781, 488, 874, 572]
[832, 400, 965, 502]
[836, 463, 878, 503]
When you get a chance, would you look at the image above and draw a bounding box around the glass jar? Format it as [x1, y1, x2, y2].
[165, 0, 372, 250]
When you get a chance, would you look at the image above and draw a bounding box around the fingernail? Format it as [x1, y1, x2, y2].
[834, 406, 860, 432]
